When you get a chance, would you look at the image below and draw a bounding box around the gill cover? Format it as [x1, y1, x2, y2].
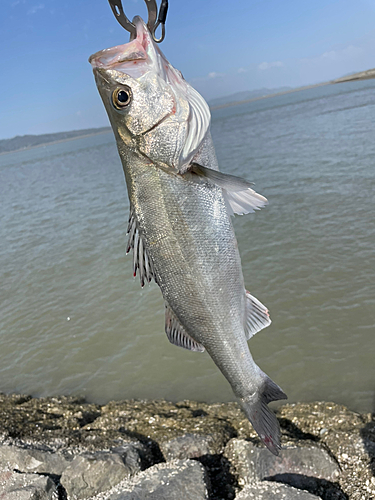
[90, 17, 211, 170]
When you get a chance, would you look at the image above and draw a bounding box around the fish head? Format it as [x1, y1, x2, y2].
[89, 17, 210, 171]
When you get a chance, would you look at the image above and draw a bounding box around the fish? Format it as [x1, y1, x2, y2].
[89, 16, 287, 455]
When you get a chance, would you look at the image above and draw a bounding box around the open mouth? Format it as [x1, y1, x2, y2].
[89, 16, 153, 75]
[89, 44, 146, 70]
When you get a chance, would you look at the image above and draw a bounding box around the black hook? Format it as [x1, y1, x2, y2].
[107, 0, 169, 43]
[152, 0, 169, 43]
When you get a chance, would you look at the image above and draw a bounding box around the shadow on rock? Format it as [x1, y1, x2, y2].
[196, 454, 238, 500]
[267, 473, 348, 500]
[360, 395, 375, 477]
[118, 428, 164, 468]
[278, 417, 319, 443]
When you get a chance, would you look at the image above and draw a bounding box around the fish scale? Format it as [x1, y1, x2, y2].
[128, 158, 253, 387]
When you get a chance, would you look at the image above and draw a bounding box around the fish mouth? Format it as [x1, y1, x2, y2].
[88, 40, 146, 71]
[89, 16, 158, 79]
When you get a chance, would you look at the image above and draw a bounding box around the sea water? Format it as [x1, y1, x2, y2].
[1, 79, 374, 412]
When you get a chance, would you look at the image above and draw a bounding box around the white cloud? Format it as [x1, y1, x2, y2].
[322, 50, 336, 60]
[258, 61, 284, 71]
[303, 45, 363, 64]
[190, 71, 226, 84]
[342, 45, 363, 57]
[28, 3, 44, 14]
[295, 43, 370, 87]
[208, 72, 224, 79]
[237, 67, 247, 74]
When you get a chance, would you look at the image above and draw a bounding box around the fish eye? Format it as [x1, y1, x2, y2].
[112, 87, 132, 109]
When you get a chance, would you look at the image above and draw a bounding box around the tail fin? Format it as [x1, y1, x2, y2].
[238, 373, 287, 456]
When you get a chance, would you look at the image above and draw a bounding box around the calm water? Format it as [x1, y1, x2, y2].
[1, 80, 374, 412]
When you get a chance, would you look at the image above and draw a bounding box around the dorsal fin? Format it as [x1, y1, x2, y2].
[126, 207, 156, 287]
[165, 303, 205, 352]
[245, 290, 272, 340]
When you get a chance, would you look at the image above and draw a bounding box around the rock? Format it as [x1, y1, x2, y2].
[110, 443, 146, 473]
[0, 468, 57, 499]
[90, 400, 234, 454]
[103, 459, 208, 500]
[278, 402, 368, 437]
[0, 444, 72, 475]
[60, 447, 142, 499]
[225, 439, 340, 486]
[0, 394, 374, 499]
[278, 402, 375, 500]
[236, 481, 319, 499]
[0, 394, 101, 450]
[159, 433, 217, 460]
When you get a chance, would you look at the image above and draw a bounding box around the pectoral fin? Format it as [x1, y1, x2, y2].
[127, 207, 156, 287]
[245, 290, 272, 340]
[165, 303, 205, 352]
[190, 163, 268, 215]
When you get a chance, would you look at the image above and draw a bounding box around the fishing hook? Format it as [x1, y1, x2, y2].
[152, 0, 168, 43]
[107, 0, 168, 43]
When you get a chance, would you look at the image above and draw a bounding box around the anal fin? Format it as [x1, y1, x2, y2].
[245, 290, 272, 340]
[165, 303, 205, 352]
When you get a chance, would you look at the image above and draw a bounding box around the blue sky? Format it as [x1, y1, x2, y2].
[1, 0, 375, 139]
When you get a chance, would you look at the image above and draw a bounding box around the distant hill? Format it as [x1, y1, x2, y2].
[208, 87, 292, 108]
[331, 68, 375, 84]
[208, 69, 375, 111]
[0, 127, 111, 155]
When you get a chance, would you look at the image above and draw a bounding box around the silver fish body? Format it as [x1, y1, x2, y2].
[90, 17, 287, 454]
[124, 148, 254, 390]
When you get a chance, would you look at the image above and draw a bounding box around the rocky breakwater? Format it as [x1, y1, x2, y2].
[0, 394, 374, 500]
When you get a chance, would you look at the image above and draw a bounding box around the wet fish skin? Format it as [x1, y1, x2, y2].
[90, 17, 287, 455]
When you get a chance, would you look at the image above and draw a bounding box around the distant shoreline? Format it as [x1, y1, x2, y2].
[210, 68, 375, 111]
[0, 129, 112, 157]
[209, 82, 328, 111]
[2, 68, 375, 153]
